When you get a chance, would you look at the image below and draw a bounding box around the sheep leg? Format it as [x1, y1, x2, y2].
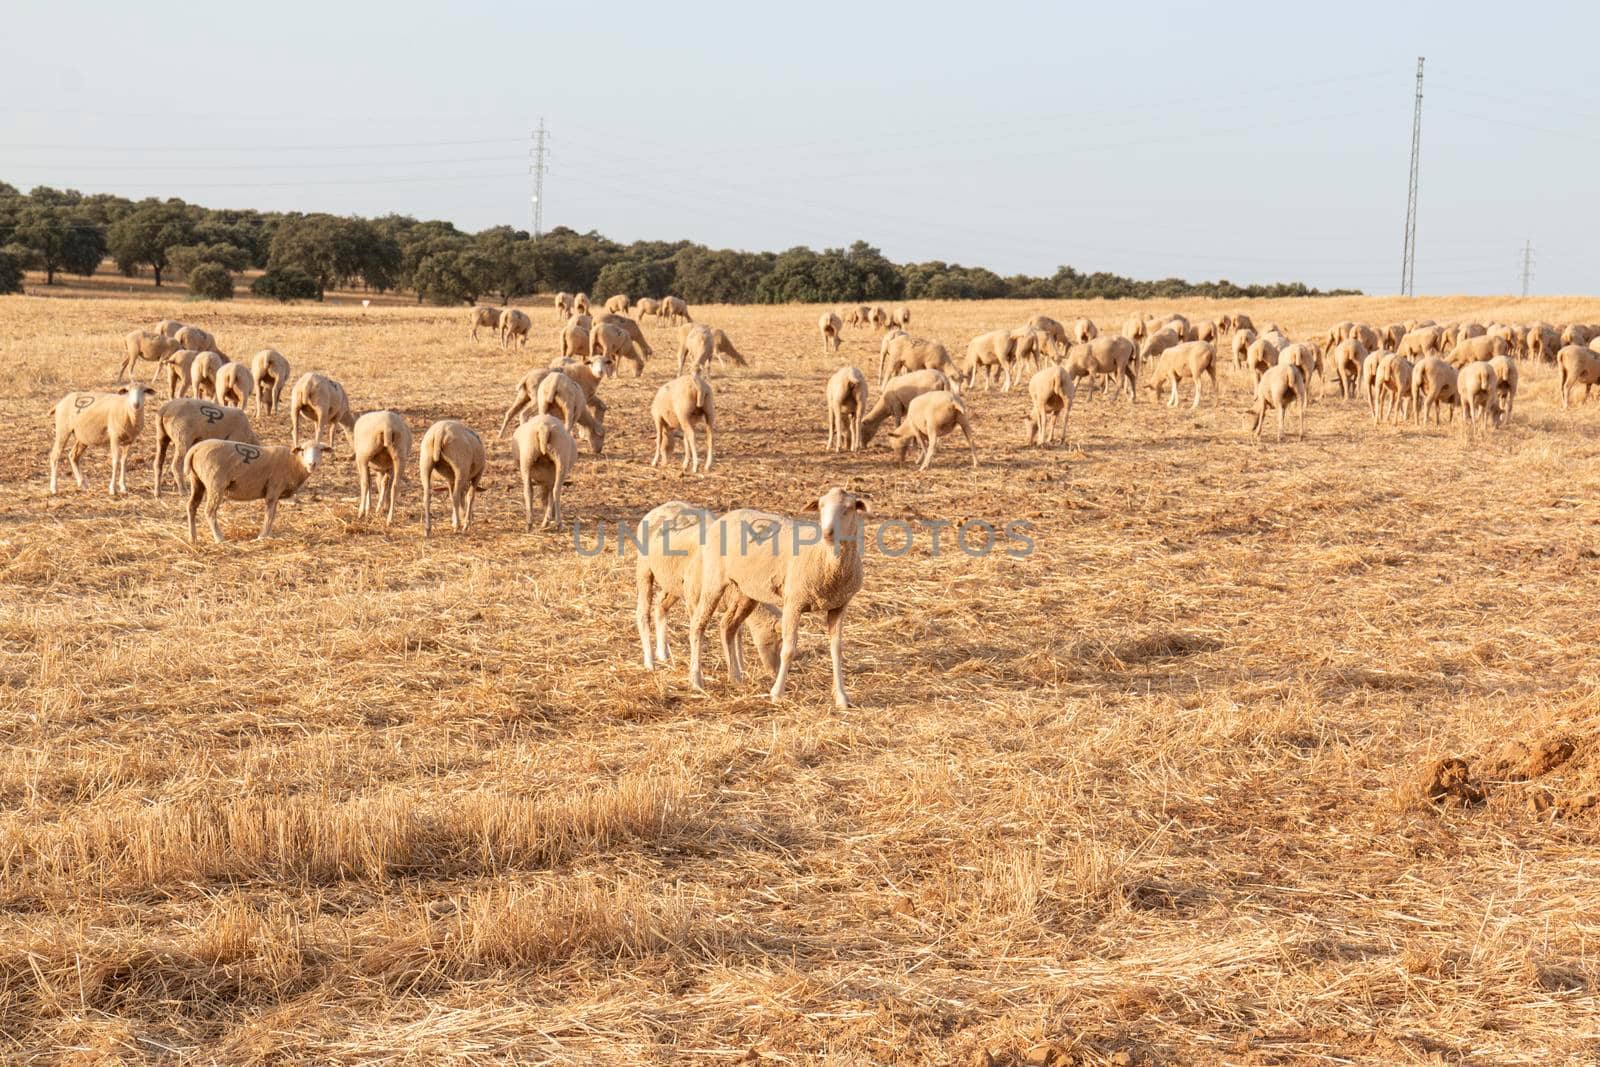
[687, 590, 714, 693]
[769, 603, 803, 703]
[703, 421, 714, 472]
[107, 442, 120, 497]
[636, 572, 658, 670]
[1209, 368, 1219, 408]
[357, 462, 372, 519]
[960, 417, 979, 466]
[682, 424, 698, 473]
[204, 486, 225, 543]
[826, 605, 850, 708]
[720, 597, 759, 684]
[463, 484, 477, 533]
[420, 463, 434, 537]
[115, 440, 130, 496]
[186, 479, 203, 542]
[521, 465, 535, 532]
[70, 443, 89, 489]
[258, 498, 279, 540]
[48, 433, 64, 495]
[919, 429, 939, 471]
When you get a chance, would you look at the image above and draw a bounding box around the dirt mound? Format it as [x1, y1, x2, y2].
[1410, 732, 1600, 819]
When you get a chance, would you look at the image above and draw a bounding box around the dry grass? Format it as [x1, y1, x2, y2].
[3, 293, 1600, 1064]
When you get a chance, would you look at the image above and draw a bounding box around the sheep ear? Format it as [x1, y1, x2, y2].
[853, 497, 871, 516]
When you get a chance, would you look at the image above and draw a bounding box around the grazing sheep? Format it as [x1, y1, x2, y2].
[634, 501, 781, 674]
[590, 313, 653, 374]
[120, 329, 181, 383]
[214, 361, 254, 409]
[1071, 317, 1099, 344]
[48, 384, 153, 496]
[1374, 353, 1414, 424]
[1359, 350, 1385, 412]
[888, 390, 977, 470]
[352, 410, 413, 526]
[1276, 343, 1322, 399]
[1195, 320, 1219, 343]
[469, 306, 502, 341]
[675, 325, 747, 376]
[1460, 322, 1486, 341]
[1563, 323, 1594, 348]
[1412, 356, 1460, 426]
[632, 297, 661, 322]
[534, 371, 591, 433]
[660, 296, 691, 325]
[819, 311, 844, 354]
[189, 350, 228, 400]
[499, 308, 532, 348]
[497, 365, 606, 452]
[1246, 335, 1280, 386]
[155, 319, 186, 340]
[1008, 327, 1046, 379]
[554, 292, 573, 319]
[1447, 335, 1510, 368]
[1328, 339, 1366, 400]
[890, 305, 912, 329]
[174, 325, 220, 357]
[249, 349, 291, 416]
[509, 414, 577, 531]
[1530, 324, 1562, 363]
[1457, 361, 1498, 434]
[1250, 363, 1306, 442]
[289, 372, 355, 449]
[184, 440, 322, 543]
[1140, 326, 1182, 367]
[1064, 335, 1137, 402]
[1557, 344, 1600, 407]
[152, 398, 258, 498]
[1382, 323, 1406, 350]
[160, 349, 202, 399]
[878, 331, 954, 385]
[1351, 324, 1381, 352]
[418, 419, 487, 537]
[868, 305, 889, 330]
[1026, 315, 1070, 358]
[1231, 327, 1258, 368]
[604, 294, 630, 316]
[1148, 340, 1218, 410]
[858, 368, 954, 446]
[688, 487, 870, 707]
[1323, 321, 1355, 351]
[1488, 354, 1519, 425]
[573, 293, 591, 317]
[1122, 315, 1148, 345]
[826, 366, 869, 452]
[1234, 313, 1258, 333]
[561, 318, 591, 359]
[1024, 365, 1075, 447]
[651, 374, 716, 473]
[961, 330, 1018, 392]
[1398, 325, 1444, 361]
[1163, 314, 1191, 340]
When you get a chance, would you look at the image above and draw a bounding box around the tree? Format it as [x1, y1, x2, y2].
[107, 200, 194, 286]
[592, 257, 675, 304]
[13, 205, 105, 284]
[168, 242, 252, 277]
[187, 262, 234, 300]
[473, 227, 540, 302]
[251, 268, 321, 302]
[0, 245, 24, 294]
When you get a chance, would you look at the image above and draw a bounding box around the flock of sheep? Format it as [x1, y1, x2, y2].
[41, 295, 1600, 706]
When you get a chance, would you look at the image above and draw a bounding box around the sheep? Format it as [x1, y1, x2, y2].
[120, 329, 181, 383]
[1563, 323, 1595, 348]
[887, 390, 977, 470]
[1327, 338, 1366, 399]
[1457, 361, 1499, 435]
[289, 372, 355, 449]
[1447, 335, 1509, 368]
[160, 349, 202, 399]
[561, 318, 591, 359]
[1163, 313, 1191, 340]
[687, 486, 869, 707]
[819, 311, 844, 354]
[509, 414, 576, 531]
[1488, 354, 1519, 425]
[1123, 315, 1148, 345]
[352, 410, 413, 526]
[1374, 353, 1414, 424]
[826, 366, 869, 452]
[890, 305, 912, 329]
[184, 440, 322, 543]
[189, 350, 228, 400]
[249, 349, 291, 417]
[1557, 344, 1600, 408]
[604, 294, 630, 315]
[867, 305, 889, 330]
[1382, 323, 1407, 350]
[676, 324, 748, 376]
[1008, 327, 1045, 379]
[1140, 326, 1182, 367]
[48, 384, 153, 496]
[1026, 315, 1070, 358]
[1351, 323, 1381, 352]
[1323, 321, 1355, 351]
[660, 296, 691, 326]
[468, 306, 502, 341]
[1231, 327, 1257, 369]
[842, 305, 868, 328]
[1024, 365, 1075, 447]
[1276, 343, 1322, 399]
[554, 292, 573, 319]
[1249, 363, 1306, 442]
[1398, 326, 1444, 361]
[154, 319, 186, 340]
[1063, 335, 1137, 402]
[1229, 312, 1256, 335]
[1412, 356, 1460, 426]
[214, 361, 254, 409]
[651, 374, 715, 473]
[573, 293, 591, 317]
[175, 324, 219, 356]
[498, 366, 606, 451]
[1530, 324, 1562, 363]
[858, 368, 954, 446]
[1245, 335, 1280, 386]
[419, 419, 487, 537]
[961, 330, 1017, 391]
[499, 308, 532, 348]
[1148, 341, 1217, 410]
[534, 371, 591, 434]
[590, 313, 653, 375]
[1071, 317, 1099, 344]
[152, 397, 259, 498]
[633, 297, 662, 322]
[878, 331, 954, 385]
[1359, 350, 1385, 412]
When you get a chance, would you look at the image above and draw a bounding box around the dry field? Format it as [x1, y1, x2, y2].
[2, 294, 1600, 1065]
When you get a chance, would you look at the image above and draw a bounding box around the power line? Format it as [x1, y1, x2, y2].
[0, 136, 526, 153]
[1401, 56, 1424, 297]
[4, 155, 525, 172]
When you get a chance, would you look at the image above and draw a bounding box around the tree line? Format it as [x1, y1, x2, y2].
[0, 183, 1359, 303]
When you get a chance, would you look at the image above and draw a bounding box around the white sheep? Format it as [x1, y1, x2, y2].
[189, 350, 228, 400]
[819, 311, 844, 354]
[1374, 352, 1414, 424]
[878, 331, 954, 385]
[1488, 354, 1519, 425]
[184, 440, 322, 543]
[214, 361, 254, 409]
[1147, 341, 1218, 409]
[1249, 363, 1306, 441]
[589, 314, 653, 375]
[1024, 365, 1075, 447]
[888, 390, 978, 470]
[1026, 315, 1070, 358]
[825, 366, 870, 452]
[1412, 356, 1460, 426]
[604, 294, 630, 315]
[573, 293, 591, 317]
[1557, 344, 1600, 408]
[1457, 361, 1499, 435]
[174, 324, 219, 356]
[419, 419, 487, 537]
[554, 292, 573, 319]
[651, 374, 716, 473]
[962, 330, 1016, 392]
[469, 306, 502, 341]
[120, 329, 181, 383]
[687, 486, 870, 707]
[676, 324, 748, 377]
[352, 410, 413, 525]
[499, 308, 532, 348]
[534, 371, 590, 434]
[497, 363, 605, 438]
[289, 372, 355, 448]
[858, 368, 954, 446]
[48, 384, 153, 496]
[249, 349, 291, 416]
[1064, 336, 1137, 402]
[154, 319, 186, 340]
[153, 398, 258, 498]
[509, 414, 576, 530]
[160, 349, 202, 399]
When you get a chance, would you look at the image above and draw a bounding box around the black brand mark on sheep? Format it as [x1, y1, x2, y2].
[74, 395, 96, 410]
[200, 406, 224, 423]
[233, 444, 261, 464]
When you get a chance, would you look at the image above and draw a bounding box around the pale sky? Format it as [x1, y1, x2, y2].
[2, 0, 1594, 295]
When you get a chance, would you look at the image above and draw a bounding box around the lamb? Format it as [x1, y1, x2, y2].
[214, 361, 254, 409]
[887, 390, 977, 470]
[120, 329, 181, 382]
[858, 369, 954, 446]
[554, 292, 573, 319]
[1447, 335, 1509, 368]
[1071, 317, 1099, 344]
[1026, 314, 1070, 358]
[604, 294, 630, 315]
[152, 397, 259, 497]
[878, 330, 954, 385]
[687, 487, 870, 707]
[289, 372, 355, 448]
[509, 414, 576, 531]
[1140, 326, 1182, 366]
[573, 293, 591, 317]
[819, 311, 844, 353]
[633, 297, 661, 322]
[499, 308, 532, 348]
[48, 384, 153, 496]
[676, 324, 748, 376]
[660, 296, 691, 326]
[352, 410, 413, 526]
[825, 366, 869, 452]
[1231, 328, 1257, 368]
[1249, 363, 1306, 442]
[469, 306, 502, 341]
[1488, 354, 1519, 425]
[1412, 356, 1460, 426]
[634, 501, 781, 675]
[1148, 340, 1218, 410]
[650, 374, 715, 473]
[418, 419, 487, 537]
[1063, 335, 1137, 402]
[1557, 344, 1600, 407]
[1024, 365, 1075, 447]
[1374, 353, 1414, 424]
[961, 330, 1017, 392]
[189, 350, 228, 400]
[1327, 338, 1366, 400]
[249, 349, 291, 416]
[590, 313, 653, 374]
[1457, 361, 1498, 435]
[184, 440, 322, 543]
[174, 324, 219, 356]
